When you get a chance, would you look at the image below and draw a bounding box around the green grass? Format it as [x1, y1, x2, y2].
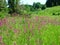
[40, 24, 60, 45]
[0, 16, 60, 45]
[0, 11, 8, 19]
[31, 6, 60, 16]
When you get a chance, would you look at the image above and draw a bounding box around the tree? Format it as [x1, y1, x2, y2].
[33, 2, 42, 10]
[46, 0, 53, 7]
[8, 0, 15, 13]
[15, 0, 20, 13]
[58, 0, 60, 5]
[41, 5, 46, 10]
[46, 0, 60, 7]
[0, 0, 7, 11]
[8, 0, 20, 14]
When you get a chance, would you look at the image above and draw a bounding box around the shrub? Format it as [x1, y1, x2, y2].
[58, 12, 60, 15]
[41, 5, 46, 10]
[53, 12, 60, 15]
[53, 13, 55, 15]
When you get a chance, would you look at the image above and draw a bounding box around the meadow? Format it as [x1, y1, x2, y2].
[0, 6, 60, 45]
[31, 6, 60, 16]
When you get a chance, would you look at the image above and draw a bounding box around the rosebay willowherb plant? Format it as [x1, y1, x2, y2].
[0, 15, 60, 45]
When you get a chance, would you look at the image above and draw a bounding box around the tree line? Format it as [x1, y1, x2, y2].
[46, 0, 60, 7]
[0, 0, 60, 14]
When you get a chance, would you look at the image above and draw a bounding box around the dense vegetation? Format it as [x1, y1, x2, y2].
[46, 0, 60, 7]
[31, 6, 60, 16]
[0, 0, 60, 16]
[0, 0, 60, 45]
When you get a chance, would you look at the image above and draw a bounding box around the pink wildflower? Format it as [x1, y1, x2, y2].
[41, 21, 47, 25]
[14, 29, 18, 33]
[0, 20, 3, 26]
[28, 22, 30, 29]
[24, 27, 27, 33]
[32, 23, 35, 29]
[2, 18, 7, 25]
[35, 16, 39, 22]
[0, 36, 2, 41]
[38, 24, 41, 30]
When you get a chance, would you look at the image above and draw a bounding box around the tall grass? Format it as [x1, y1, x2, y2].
[0, 16, 60, 45]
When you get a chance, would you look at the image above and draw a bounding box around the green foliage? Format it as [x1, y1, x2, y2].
[53, 12, 60, 15]
[24, 5, 32, 11]
[0, 0, 7, 11]
[0, 11, 8, 19]
[31, 6, 60, 16]
[41, 5, 46, 10]
[8, 0, 20, 14]
[46, 0, 60, 7]
[30, 6, 35, 11]
[30, 2, 46, 11]
[8, 0, 15, 13]
[33, 2, 42, 10]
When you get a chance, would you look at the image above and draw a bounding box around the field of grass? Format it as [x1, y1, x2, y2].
[31, 6, 60, 16]
[0, 16, 60, 45]
[0, 6, 60, 45]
